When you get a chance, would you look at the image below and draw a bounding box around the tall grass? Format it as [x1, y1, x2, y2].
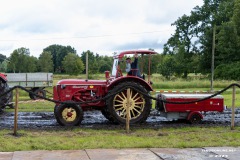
[53, 73, 238, 89]
[151, 74, 237, 89]
[152, 80, 235, 89]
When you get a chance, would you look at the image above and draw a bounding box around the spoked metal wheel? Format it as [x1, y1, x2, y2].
[113, 89, 145, 119]
[107, 82, 151, 124]
[55, 102, 83, 126]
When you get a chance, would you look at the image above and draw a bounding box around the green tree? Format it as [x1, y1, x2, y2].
[216, 0, 240, 64]
[158, 55, 176, 80]
[215, 62, 240, 80]
[163, 14, 199, 78]
[62, 53, 84, 75]
[0, 54, 7, 63]
[163, 0, 236, 78]
[0, 60, 8, 72]
[81, 50, 100, 74]
[43, 44, 76, 73]
[26, 56, 38, 72]
[213, 0, 240, 80]
[99, 62, 112, 73]
[0, 54, 8, 72]
[7, 47, 37, 73]
[193, 0, 235, 73]
[38, 51, 54, 72]
[233, 0, 240, 35]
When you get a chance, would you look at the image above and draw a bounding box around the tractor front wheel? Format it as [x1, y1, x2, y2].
[107, 82, 152, 124]
[55, 102, 83, 126]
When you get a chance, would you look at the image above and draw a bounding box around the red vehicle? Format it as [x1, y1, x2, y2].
[53, 50, 157, 126]
[155, 93, 225, 124]
[0, 73, 13, 112]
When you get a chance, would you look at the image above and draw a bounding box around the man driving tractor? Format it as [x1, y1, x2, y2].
[125, 53, 141, 77]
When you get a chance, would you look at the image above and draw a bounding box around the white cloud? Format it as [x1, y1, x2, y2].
[0, 0, 203, 57]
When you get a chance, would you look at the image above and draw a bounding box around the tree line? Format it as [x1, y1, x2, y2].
[0, 0, 239, 80]
[162, 0, 240, 80]
[0, 45, 113, 75]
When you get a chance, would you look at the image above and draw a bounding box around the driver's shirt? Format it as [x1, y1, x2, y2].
[126, 63, 131, 73]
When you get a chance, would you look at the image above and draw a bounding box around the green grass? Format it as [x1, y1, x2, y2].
[152, 79, 236, 89]
[8, 87, 55, 112]
[2, 74, 240, 151]
[0, 126, 239, 151]
[7, 101, 55, 112]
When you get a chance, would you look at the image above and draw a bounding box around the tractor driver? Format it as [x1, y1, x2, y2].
[125, 53, 141, 77]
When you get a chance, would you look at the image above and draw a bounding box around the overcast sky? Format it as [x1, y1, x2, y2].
[0, 0, 203, 57]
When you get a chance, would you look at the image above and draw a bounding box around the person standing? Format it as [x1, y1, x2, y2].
[125, 54, 141, 77]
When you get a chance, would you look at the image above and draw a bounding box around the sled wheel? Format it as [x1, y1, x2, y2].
[189, 113, 202, 124]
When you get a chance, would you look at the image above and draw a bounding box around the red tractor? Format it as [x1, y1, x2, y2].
[53, 50, 157, 126]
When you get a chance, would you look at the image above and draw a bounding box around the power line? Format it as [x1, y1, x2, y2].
[0, 30, 174, 42]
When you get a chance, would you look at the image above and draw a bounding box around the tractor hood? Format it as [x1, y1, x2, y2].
[57, 79, 107, 86]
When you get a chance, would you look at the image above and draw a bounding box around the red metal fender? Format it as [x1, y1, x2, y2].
[0, 73, 7, 82]
[187, 111, 203, 120]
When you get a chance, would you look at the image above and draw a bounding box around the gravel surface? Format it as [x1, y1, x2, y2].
[0, 108, 240, 129]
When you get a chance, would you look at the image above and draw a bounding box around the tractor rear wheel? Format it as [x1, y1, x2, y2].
[54, 105, 58, 118]
[101, 108, 115, 122]
[55, 102, 83, 126]
[106, 82, 152, 124]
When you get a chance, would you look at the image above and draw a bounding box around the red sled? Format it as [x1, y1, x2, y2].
[155, 93, 225, 124]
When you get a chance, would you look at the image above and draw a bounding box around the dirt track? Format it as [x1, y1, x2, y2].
[0, 108, 240, 129]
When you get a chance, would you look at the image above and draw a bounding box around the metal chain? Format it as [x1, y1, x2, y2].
[1, 83, 240, 106]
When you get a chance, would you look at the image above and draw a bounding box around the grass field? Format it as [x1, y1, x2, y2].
[0, 126, 240, 152]
[2, 74, 239, 151]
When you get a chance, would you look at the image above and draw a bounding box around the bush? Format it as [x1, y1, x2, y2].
[215, 62, 240, 80]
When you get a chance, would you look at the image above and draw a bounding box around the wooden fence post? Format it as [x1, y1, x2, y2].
[231, 85, 236, 130]
[14, 88, 19, 136]
[126, 88, 130, 133]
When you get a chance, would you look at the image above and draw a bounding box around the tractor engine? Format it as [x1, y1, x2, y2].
[53, 79, 107, 110]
